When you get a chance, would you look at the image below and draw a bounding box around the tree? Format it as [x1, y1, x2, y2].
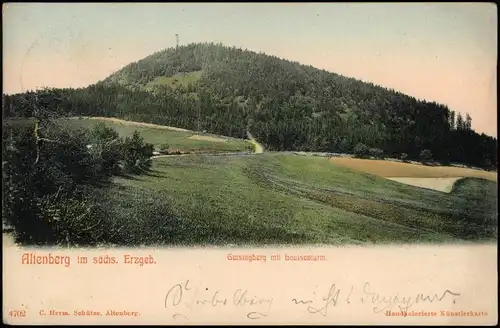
[456, 112, 464, 131]
[449, 110, 456, 130]
[465, 113, 472, 131]
[122, 131, 154, 173]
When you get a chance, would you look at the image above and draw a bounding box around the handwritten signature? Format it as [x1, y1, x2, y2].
[291, 282, 461, 316]
[164, 280, 274, 320]
[164, 280, 460, 320]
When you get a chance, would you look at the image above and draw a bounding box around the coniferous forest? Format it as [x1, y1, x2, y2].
[3, 42, 497, 169]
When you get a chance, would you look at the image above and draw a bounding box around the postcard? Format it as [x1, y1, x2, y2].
[2, 2, 497, 325]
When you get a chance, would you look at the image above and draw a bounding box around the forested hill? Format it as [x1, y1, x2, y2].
[3, 42, 497, 169]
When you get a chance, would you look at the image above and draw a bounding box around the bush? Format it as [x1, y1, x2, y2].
[2, 120, 157, 246]
[353, 143, 370, 158]
[420, 149, 433, 162]
[369, 148, 384, 159]
[2, 122, 115, 245]
[121, 131, 154, 173]
[88, 123, 123, 174]
[50, 189, 118, 246]
[90, 122, 119, 142]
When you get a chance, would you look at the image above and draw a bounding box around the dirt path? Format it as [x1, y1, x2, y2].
[188, 135, 228, 143]
[246, 131, 264, 154]
[72, 116, 193, 132]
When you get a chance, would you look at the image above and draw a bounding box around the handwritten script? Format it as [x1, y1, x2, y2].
[164, 280, 274, 320]
[164, 280, 460, 320]
[292, 282, 461, 316]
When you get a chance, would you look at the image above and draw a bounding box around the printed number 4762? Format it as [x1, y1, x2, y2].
[9, 310, 27, 317]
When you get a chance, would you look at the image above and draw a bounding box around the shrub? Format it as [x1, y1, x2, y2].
[369, 148, 384, 159]
[50, 190, 117, 247]
[2, 122, 114, 245]
[2, 119, 158, 245]
[420, 149, 433, 162]
[353, 143, 370, 158]
[90, 122, 119, 142]
[121, 131, 154, 173]
[2, 120, 157, 246]
[88, 123, 123, 175]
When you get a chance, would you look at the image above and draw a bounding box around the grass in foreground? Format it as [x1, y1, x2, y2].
[95, 153, 497, 246]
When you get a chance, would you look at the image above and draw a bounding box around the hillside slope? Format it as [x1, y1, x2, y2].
[3, 42, 497, 169]
[96, 153, 498, 246]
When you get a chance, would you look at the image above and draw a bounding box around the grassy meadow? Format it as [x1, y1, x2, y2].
[63, 117, 253, 154]
[4, 116, 253, 154]
[92, 153, 497, 247]
[145, 70, 203, 90]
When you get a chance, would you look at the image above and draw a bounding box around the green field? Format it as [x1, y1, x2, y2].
[4, 116, 252, 153]
[59, 117, 252, 153]
[145, 70, 203, 90]
[94, 153, 497, 246]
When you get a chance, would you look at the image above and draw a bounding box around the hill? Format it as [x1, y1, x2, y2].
[3, 42, 497, 169]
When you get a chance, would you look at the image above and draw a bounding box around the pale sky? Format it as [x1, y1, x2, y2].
[2, 3, 497, 136]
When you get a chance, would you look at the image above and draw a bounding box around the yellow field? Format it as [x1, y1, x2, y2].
[329, 157, 497, 182]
